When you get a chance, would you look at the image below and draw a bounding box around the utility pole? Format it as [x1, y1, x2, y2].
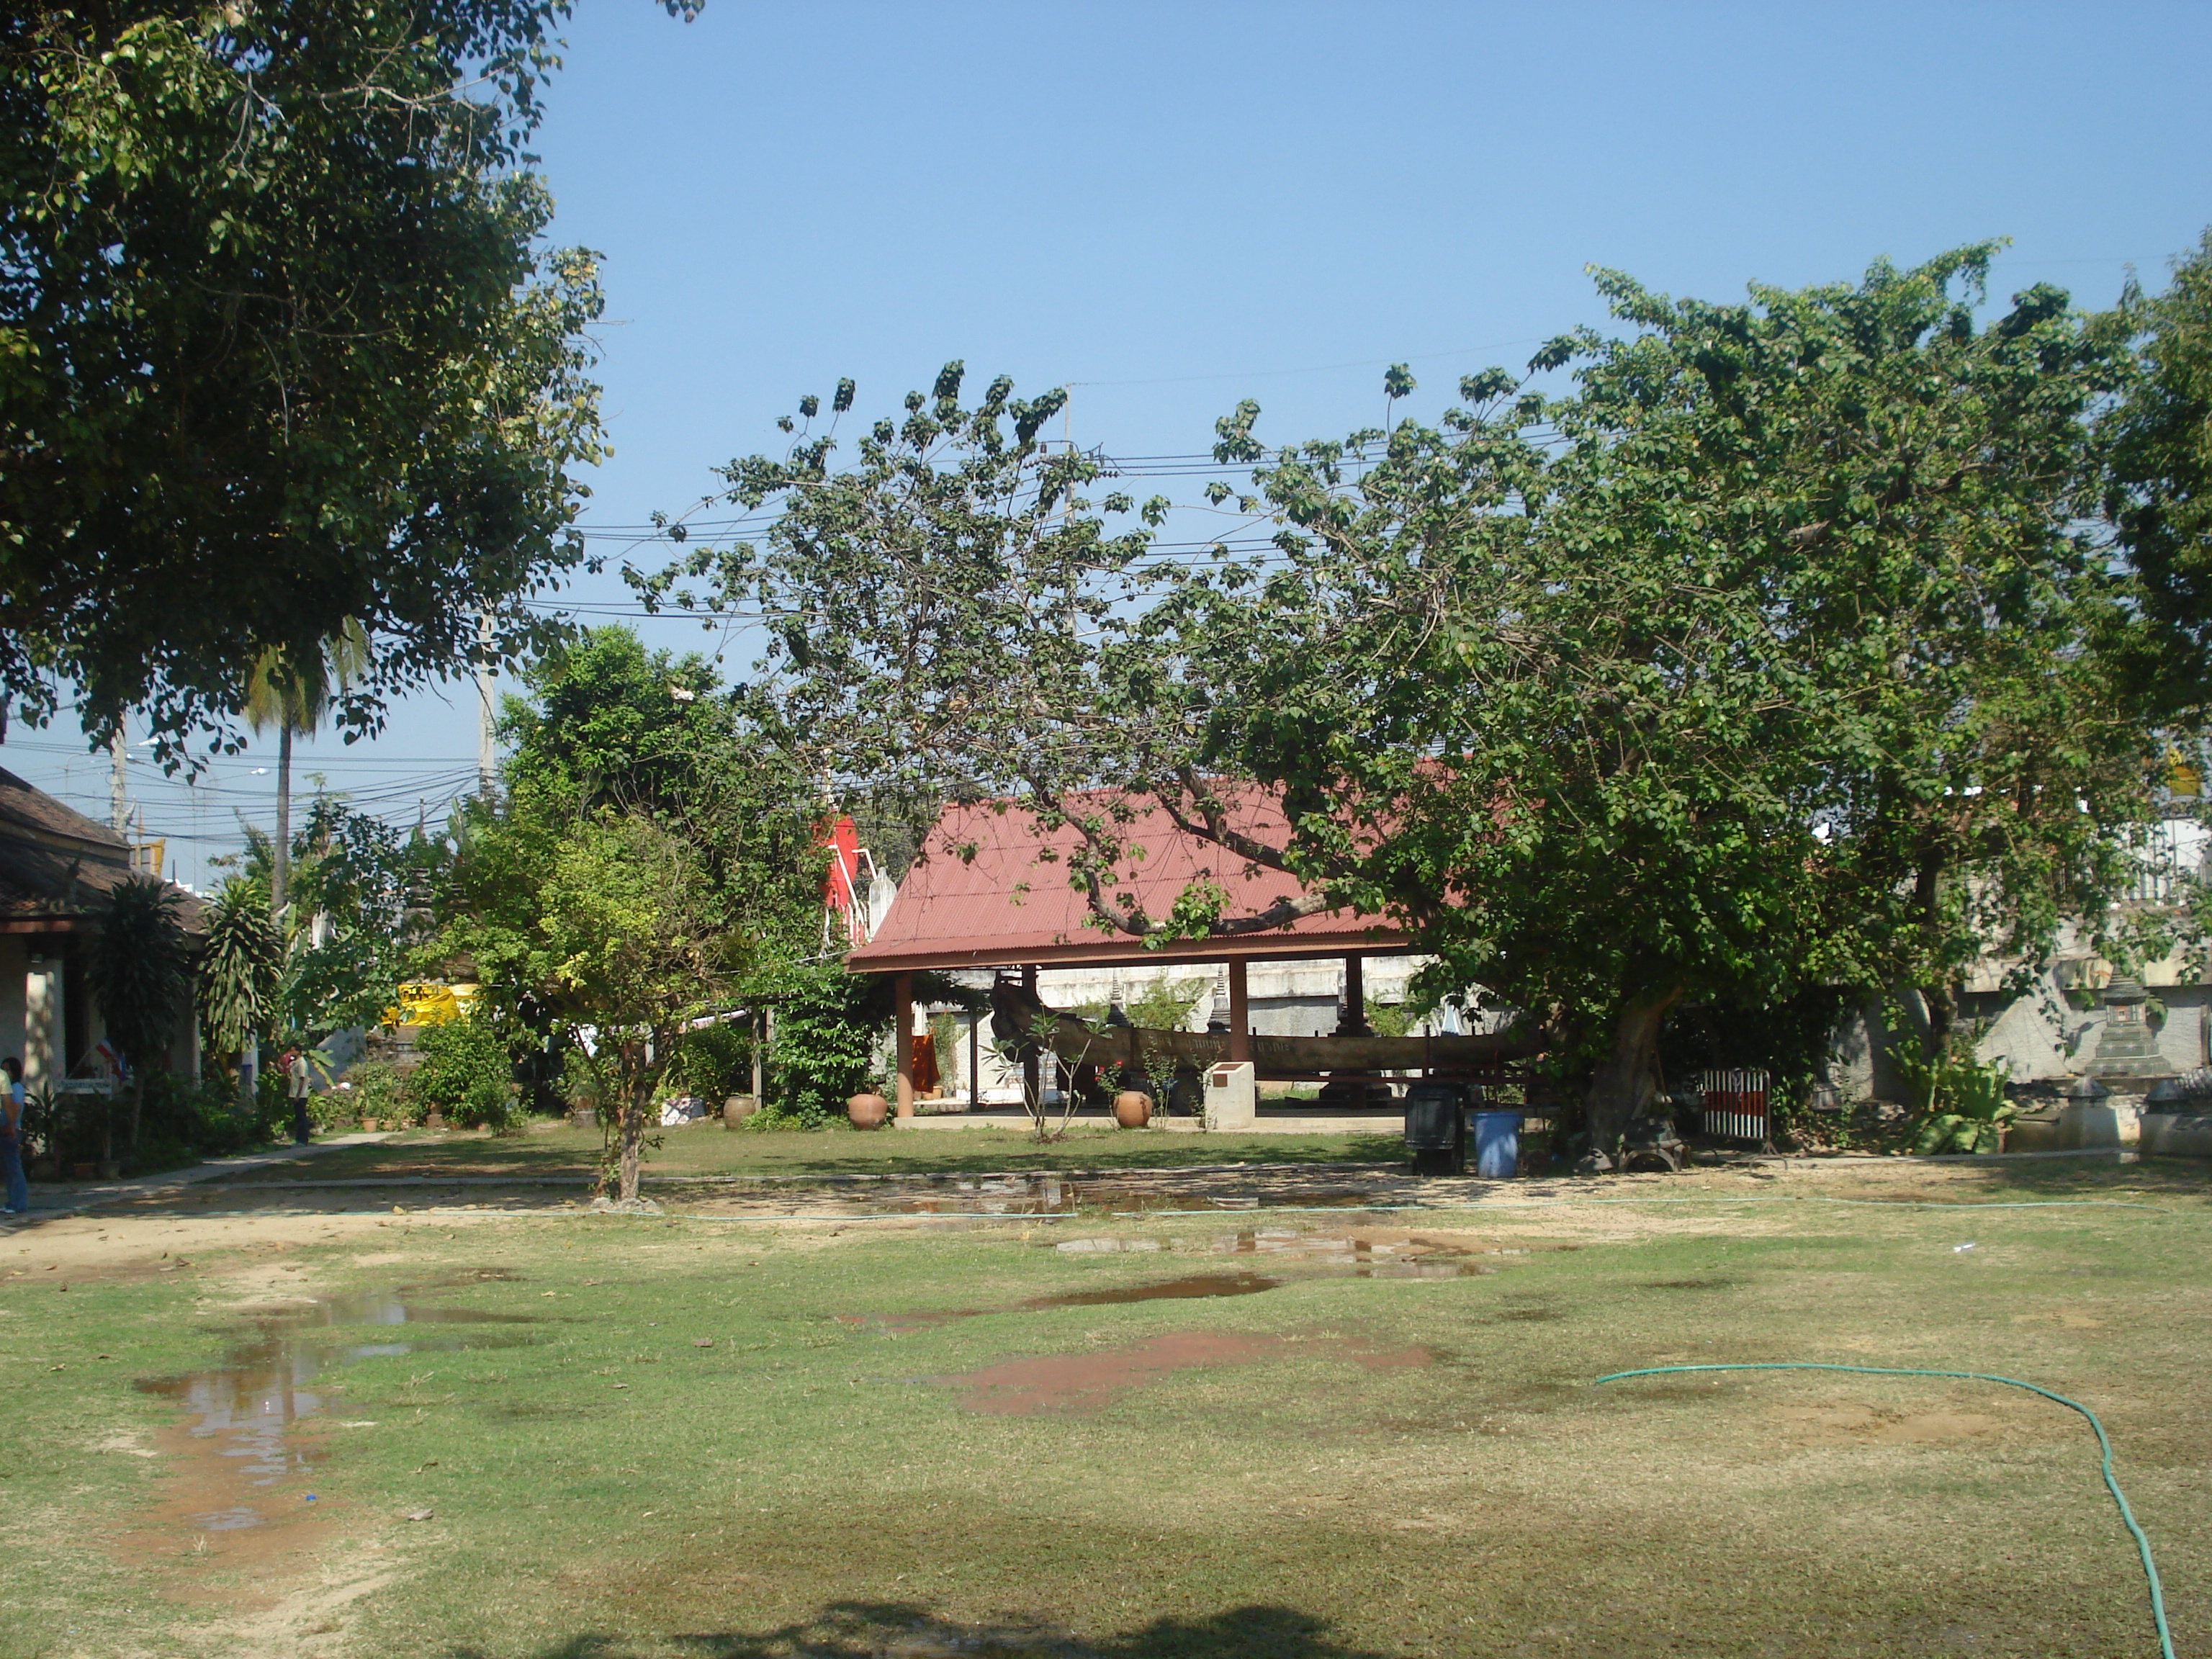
[109, 727, 128, 835]
[476, 609, 496, 796]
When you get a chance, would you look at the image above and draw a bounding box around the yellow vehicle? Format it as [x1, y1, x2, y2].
[382, 981, 481, 1029]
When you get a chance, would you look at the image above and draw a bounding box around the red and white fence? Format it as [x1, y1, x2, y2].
[1696, 1068, 1771, 1143]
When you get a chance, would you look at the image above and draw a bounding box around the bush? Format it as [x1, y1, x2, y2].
[132, 1069, 273, 1162]
[667, 1019, 752, 1104]
[761, 961, 880, 1130]
[559, 1047, 605, 1107]
[409, 1015, 513, 1122]
[455, 1076, 518, 1133]
[337, 1061, 407, 1125]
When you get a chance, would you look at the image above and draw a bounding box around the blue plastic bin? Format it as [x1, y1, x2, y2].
[1473, 1110, 1520, 1178]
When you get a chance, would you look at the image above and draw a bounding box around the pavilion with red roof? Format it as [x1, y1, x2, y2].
[846, 791, 1410, 1115]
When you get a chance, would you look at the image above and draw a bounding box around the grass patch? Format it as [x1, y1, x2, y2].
[2, 1160, 2205, 1656]
[224, 1123, 1412, 1187]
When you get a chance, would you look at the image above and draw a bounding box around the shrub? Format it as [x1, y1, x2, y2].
[666, 1019, 752, 1104]
[762, 961, 878, 1130]
[455, 1076, 518, 1132]
[338, 1061, 407, 1124]
[409, 1015, 513, 1122]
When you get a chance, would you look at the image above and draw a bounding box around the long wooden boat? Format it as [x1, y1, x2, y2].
[987, 979, 1541, 1078]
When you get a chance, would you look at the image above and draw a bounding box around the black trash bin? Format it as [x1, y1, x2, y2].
[1403, 1080, 1474, 1175]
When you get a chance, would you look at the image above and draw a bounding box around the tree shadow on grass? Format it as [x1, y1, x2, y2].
[454, 1601, 1393, 1659]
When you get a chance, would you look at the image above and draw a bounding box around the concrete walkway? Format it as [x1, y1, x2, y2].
[2, 1131, 395, 1228]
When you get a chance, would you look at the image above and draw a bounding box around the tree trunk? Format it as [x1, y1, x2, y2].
[273, 723, 292, 921]
[125, 1074, 144, 1166]
[1582, 986, 1684, 1165]
[617, 1077, 649, 1201]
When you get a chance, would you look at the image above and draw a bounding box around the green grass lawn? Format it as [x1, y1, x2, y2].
[4, 1159, 2206, 1658]
[224, 1121, 1413, 1186]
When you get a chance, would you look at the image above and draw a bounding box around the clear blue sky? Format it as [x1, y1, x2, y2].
[19, 0, 2211, 886]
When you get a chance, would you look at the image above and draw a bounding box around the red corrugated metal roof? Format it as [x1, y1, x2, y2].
[846, 791, 1407, 974]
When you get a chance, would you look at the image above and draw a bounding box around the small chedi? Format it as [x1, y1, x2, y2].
[2087, 977, 2173, 1082]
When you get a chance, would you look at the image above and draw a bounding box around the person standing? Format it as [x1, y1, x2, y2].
[1, 1057, 27, 1217]
[287, 1048, 313, 1146]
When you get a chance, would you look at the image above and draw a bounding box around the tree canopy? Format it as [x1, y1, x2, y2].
[435, 626, 821, 1195]
[652, 246, 2177, 1157]
[1, 0, 693, 756]
[2105, 230, 2212, 714]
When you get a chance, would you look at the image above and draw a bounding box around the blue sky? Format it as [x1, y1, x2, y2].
[23, 0, 2211, 886]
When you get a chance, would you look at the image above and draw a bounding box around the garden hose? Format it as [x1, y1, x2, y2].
[1592, 1362, 2175, 1659]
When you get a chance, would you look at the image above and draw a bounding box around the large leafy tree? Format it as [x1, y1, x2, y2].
[2104, 230, 2212, 715]
[665, 251, 2159, 1160]
[436, 627, 820, 1195]
[0, 0, 693, 757]
[1179, 250, 2152, 1149]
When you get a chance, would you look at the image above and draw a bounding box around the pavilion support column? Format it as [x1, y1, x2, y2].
[893, 973, 915, 1120]
[1227, 958, 1251, 1064]
[1344, 954, 1365, 1033]
[1022, 965, 1041, 1111]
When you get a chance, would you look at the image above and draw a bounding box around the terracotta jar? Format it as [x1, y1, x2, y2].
[361, 1118, 382, 1133]
[847, 1092, 890, 1130]
[1112, 1090, 1154, 1130]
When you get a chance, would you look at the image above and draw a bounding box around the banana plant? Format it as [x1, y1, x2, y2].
[1898, 1051, 2018, 1154]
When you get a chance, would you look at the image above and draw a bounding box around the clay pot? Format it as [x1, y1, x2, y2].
[567, 1105, 596, 1130]
[71, 1162, 95, 1180]
[360, 1118, 381, 1133]
[1112, 1090, 1154, 1130]
[847, 1092, 889, 1130]
[424, 1108, 446, 1131]
[722, 1094, 759, 1130]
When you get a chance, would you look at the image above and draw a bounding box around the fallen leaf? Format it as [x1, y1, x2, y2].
[691, 1338, 714, 1349]
[406, 1509, 433, 1522]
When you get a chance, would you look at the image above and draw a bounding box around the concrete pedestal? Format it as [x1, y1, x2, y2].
[1204, 1061, 1257, 1132]
[2141, 1113, 2212, 1158]
[2051, 1100, 2142, 1149]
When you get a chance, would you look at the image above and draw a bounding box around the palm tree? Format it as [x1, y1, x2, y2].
[244, 621, 369, 922]
[86, 876, 192, 1165]
[199, 876, 284, 1110]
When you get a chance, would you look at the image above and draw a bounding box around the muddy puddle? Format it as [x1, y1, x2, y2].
[1058, 1228, 1533, 1280]
[933, 1329, 1433, 1415]
[125, 1284, 540, 1560]
[840, 1230, 1534, 1334]
[890, 1176, 1385, 1218]
[838, 1271, 1282, 1333]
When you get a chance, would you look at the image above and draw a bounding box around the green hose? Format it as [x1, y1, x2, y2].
[1593, 1362, 2175, 1659]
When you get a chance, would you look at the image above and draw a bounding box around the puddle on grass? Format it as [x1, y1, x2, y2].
[932, 1329, 1433, 1415]
[1028, 1271, 1279, 1308]
[837, 1272, 1280, 1333]
[123, 1284, 541, 1560]
[891, 1177, 1385, 1218]
[1058, 1231, 1517, 1280]
[839, 1231, 1529, 1332]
